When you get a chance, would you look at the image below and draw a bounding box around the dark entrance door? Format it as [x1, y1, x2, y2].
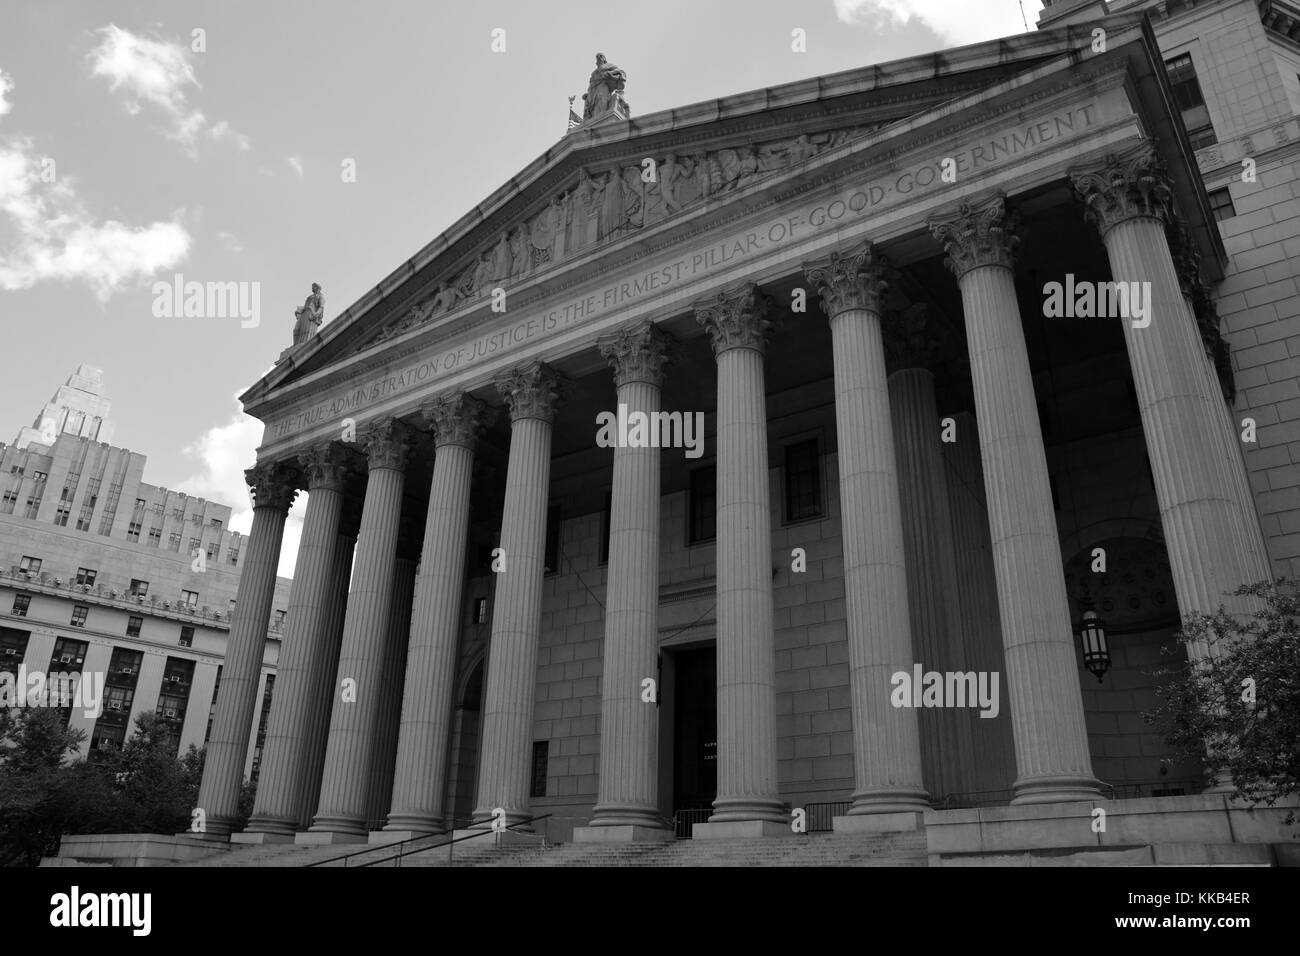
[672, 645, 717, 813]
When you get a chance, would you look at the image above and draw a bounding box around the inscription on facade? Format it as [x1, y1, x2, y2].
[269, 102, 1102, 442]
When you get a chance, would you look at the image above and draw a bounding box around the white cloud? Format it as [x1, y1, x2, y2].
[217, 230, 244, 253]
[286, 155, 304, 179]
[0, 79, 191, 299]
[178, 398, 305, 578]
[0, 68, 14, 117]
[88, 24, 250, 156]
[832, 0, 1042, 46]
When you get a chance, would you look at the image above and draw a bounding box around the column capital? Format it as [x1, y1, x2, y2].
[420, 392, 495, 450]
[1070, 142, 1174, 237]
[495, 362, 567, 424]
[598, 321, 674, 388]
[929, 192, 1020, 280]
[802, 240, 889, 319]
[245, 461, 300, 512]
[361, 418, 414, 471]
[883, 303, 960, 375]
[693, 282, 777, 358]
[298, 443, 353, 493]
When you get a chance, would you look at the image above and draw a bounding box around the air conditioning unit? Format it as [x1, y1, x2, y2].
[164, 709, 177, 719]
[120, 667, 134, 675]
[108, 701, 123, 711]
[169, 674, 182, 683]
[58, 654, 73, 663]
[3, 648, 15, 656]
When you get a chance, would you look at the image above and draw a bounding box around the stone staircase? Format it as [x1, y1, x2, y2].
[169, 830, 929, 867]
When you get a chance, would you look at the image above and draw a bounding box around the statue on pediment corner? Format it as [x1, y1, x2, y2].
[491, 230, 514, 284]
[292, 283, 324, 345]
[582, 53, 629, 121]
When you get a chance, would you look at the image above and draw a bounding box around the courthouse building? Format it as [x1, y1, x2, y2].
[196, 0, 1299, 849]
[0, 366, 291, 773]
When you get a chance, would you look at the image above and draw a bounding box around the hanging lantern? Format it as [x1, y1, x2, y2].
[1079, 600, 1110, 683]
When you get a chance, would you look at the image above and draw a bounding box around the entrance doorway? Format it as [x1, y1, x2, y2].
[668, 644, 716, 827]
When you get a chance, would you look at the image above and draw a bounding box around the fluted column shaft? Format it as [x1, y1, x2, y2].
[931, 194, 1098, 804]
[1072, 148, 1271, 620]
[386, 394, 490, 834]
[942, 411, 1017, 795]
[590, 324, 673, 830]
[245, 449, 347, 836]
[473, 364, 564, 827]
[695, 285, 786, 825]
[196, 463, 297, 837]
[299, 516, 358, 826]
[889, 366, 975, 801]
[804, 247, 928, 814]
[365, 556, 416, 828]
[310, 421, 411, 836]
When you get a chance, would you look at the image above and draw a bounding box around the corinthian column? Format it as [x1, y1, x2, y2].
[803, 246, 929, 828]
[692, 283, 788, 838]
[472, 363, 565, 829]
[1070, 145, 1272, 622]
[384, 393, 493, 838]
[887, 343, 975, 804]
[577, 322, 675, 842]
[305, 419, 413, 841]
[196, 462, 299, 838]
[929, 194, 1099, 804]
[242, 445, 350, 840]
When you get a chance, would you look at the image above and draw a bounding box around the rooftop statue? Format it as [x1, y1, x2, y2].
[582, 53, 629, 121]
[292, 283, 324, 345]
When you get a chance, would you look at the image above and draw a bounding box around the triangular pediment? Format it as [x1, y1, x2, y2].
[247, 18, 1147, 406]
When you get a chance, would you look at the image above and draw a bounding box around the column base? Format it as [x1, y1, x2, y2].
[231, 830, 298, 845]
[707, 797, 789, 825]
[693, 820, 795, 840]
[848, 787, 930, 814]
[382, 813, 447, 837]
[307, 814, 367, 837]
[573, 825, 675, 844]
[833, 811, 925, 834]
[587, 804, 670, 831]
[241, 815, 298, 838]
[1010, 774, 1102, 805]
[295, 829, 369, 845]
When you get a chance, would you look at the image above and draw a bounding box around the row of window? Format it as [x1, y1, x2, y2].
[9, 592, 198, 646]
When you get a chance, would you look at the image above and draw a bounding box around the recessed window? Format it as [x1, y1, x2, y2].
[543, 505, 561, 575]
[688, 466, 717, 544]
[168, 533, 181, 552]
[126, 616, 143, 637]
[274, 609, 286, 625]
[53, 504, 70, 525]
[228, 547, 239, 566]
[148, 527, 162, 547]
[530, 741, 549, 798]
[188, 537, 201, 552]
[32, 471, 47, 482]
[180, 589, 199, 608]
[129, 579, 149, 598]
[206, 542, 219, 559]
[12, 594, 31, 617]
[1208, 187, 1236, 222]
[179, 626, 194, 648]
[209, 518, 222, 530]
[135, 498, 147, 510]
[75, 567, 97, 587]
[0, 491, 17, 514]
[70, 605, 89, 628]
[783, 439, 822, 522]
[127, 521, 142, 540]
[18, 556, 42, 573]
[1166, 54, 1216, 149]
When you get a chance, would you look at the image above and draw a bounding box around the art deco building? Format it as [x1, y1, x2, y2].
[0, 366, 291, 777]
[194, 0, 1298, 856]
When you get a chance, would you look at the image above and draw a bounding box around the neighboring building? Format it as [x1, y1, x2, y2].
[189, 1, 1297, 856]
[0, 367, 292, 780]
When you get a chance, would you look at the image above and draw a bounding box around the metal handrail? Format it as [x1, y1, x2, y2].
[306, 813, 552, 868]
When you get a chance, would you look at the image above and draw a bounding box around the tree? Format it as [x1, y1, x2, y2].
[101, 713, 203, 834]
[1147, 579, 1300, 820]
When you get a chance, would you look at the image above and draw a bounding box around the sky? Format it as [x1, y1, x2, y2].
[0, 0, 1045, 575]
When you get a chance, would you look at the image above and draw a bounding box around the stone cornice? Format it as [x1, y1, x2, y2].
[694, 283, 777, 358]
[929, 192, 1020, 280]
[598, 322, 674, 389]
